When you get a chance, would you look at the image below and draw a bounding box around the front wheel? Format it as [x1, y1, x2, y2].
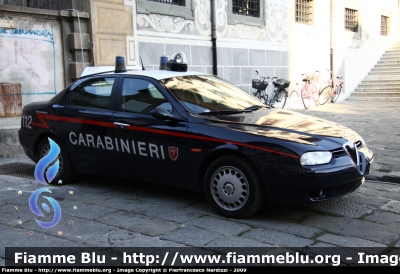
[204, 156, 266, 218]
[319, 86, 332, 105]
[331, 85, 342, 103]
[289, 90, 300, 109]
[271, 90, 287, 109]
[36, 137, 75, 185]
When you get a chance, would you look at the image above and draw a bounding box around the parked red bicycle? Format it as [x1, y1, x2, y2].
[300, 70, 321, 109]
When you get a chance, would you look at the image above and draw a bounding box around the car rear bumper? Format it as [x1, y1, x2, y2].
[18, 129, 36, 162]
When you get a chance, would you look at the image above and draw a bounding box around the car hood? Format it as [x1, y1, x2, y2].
[203, 108, 363, 149]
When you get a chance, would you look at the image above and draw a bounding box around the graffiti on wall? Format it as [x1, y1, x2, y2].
[0, 25, 57, 96]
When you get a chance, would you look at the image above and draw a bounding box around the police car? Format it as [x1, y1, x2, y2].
[18, 52, 374, 218]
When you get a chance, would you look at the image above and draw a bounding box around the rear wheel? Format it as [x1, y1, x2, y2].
[36, 137, 75, 185]
[331, 85, 342, 103]
[319, 86, 332, 105]
[204, 156, 266, 218]
[289, 90, 299, 109]
[271, 90, 287, 109]
[254, 90, 263, 104]
[311, 85, 320, 106]
[258, 94, 267, 105]
[301, 85, 311, 109]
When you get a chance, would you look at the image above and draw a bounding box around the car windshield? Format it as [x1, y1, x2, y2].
[161, 75, 265, 115]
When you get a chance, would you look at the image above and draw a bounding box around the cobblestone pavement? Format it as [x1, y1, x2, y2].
[293, 98, 400, 182]
[0, 99, 399, 266]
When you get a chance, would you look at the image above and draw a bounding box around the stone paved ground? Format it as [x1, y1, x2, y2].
[0, 99, 399, 267]
[292, 98, 400, 182]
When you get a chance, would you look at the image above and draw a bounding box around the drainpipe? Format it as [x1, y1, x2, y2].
[330, 0, 334, 74]
[211, 0, 218, 75]
[57, 0, 67, 87]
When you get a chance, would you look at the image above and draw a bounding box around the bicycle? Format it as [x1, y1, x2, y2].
[319, 70, 344, 105]
[300, 70, 321, 109]
[252, 71, 290, 109]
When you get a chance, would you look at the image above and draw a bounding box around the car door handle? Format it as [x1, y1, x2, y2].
[113, 122, 130, 128]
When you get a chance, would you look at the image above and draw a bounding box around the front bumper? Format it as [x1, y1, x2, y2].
[264, 150, 374, 205]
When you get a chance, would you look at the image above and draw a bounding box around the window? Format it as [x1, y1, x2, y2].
[232, 0, 260, 18]
[121, 79, 170, 114]
[137, 0, 193, 19]
[295, 0, 313, 25]
[227, 0, 264, 27]
[345, 8, 358, 32]
[70, 78, 115, 109]
[381, 15, 389, 36]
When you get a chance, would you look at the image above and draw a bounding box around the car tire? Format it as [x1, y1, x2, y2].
[36, 137, 76, 185]
[204, 156, 266, 218]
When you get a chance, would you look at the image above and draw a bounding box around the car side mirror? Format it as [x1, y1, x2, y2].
[150, 107, 176, 120]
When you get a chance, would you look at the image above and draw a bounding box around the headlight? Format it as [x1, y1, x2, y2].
[300, 151, 332, 166]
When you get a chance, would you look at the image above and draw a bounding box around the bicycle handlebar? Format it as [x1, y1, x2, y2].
[255, 71, 279, 81]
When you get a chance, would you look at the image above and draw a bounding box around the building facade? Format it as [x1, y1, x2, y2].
[89, 0, 399, 98]
[0, 0, 399, 156]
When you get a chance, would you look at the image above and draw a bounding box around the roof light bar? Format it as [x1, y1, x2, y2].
[166, 52, 188, 72]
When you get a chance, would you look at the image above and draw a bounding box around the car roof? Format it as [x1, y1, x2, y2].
[81, 66, 209, 80]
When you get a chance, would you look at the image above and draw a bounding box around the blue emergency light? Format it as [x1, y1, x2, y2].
[115, 56, 127, 73]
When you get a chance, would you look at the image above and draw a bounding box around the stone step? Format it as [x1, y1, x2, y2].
[381, 54, 400, 59]
[370, 68, 400, 73]
[352, 91, 400, 97]
[382, 49, 400, 52]
[349, 96, 400, 101]
[363, 76, 400, 81]
[374, 64, 400, 68]
[354, 87, 400, 92]
[358, 81, 400, 86]
[377, 60, 400, 65]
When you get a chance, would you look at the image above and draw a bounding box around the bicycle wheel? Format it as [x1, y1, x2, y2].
[289, 90, 299, 109]
[331, 84, 342, 103]
[301, 86, 311, 109]
[311, 85, 320, 106]
[254, 90, 266, 105]
[271, 90, 287, 109]
[319, 86, 332, 105]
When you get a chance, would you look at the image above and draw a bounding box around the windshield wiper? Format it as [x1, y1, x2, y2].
[198, 110, 245, 115]
[198, 105, 265, 116]
[243, 105, 264, 111]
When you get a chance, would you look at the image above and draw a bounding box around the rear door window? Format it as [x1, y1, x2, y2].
[69, 77, 115, 110]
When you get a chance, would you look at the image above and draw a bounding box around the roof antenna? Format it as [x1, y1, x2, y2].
[140, 57, 145, 70]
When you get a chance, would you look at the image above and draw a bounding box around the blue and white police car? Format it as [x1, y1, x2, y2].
[19, 52, 374, 218]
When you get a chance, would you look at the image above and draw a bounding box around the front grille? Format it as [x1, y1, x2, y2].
[344, 144, 358, 164]
[331, 148, 346, 158]
[331, 140, 363, 159]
